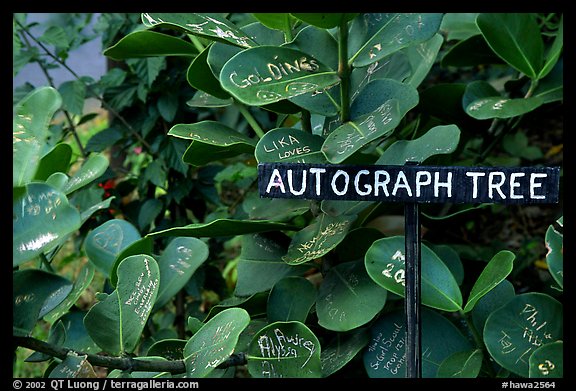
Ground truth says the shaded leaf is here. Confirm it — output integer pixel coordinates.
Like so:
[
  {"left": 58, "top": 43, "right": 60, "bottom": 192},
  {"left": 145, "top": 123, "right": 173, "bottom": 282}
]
[
  {"left": 437, "top": 349, "right": 483, "bottom": 378},
  {"left": 267, "top": 276, "right": 316, "bottom": 323},
  {"left": 104, "top": 30, "right": 198, "bottom": 60}
]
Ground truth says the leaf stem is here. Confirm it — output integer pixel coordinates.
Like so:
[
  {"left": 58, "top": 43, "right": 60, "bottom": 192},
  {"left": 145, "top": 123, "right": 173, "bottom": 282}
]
[
  {"left": 236, "top": 101, "right": 265, "bottom": 139},
  {"left": 459, "top": 310, "right": 497, "bottom": 377},
  {"left": 338, "top": 18, "right": 351, "bottom": 123}
]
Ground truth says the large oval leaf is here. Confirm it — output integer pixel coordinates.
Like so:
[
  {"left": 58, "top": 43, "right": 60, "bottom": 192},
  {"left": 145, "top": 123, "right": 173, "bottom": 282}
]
[
  {"left": 351, "top": 13, "right": 444, "bottom": 68},
  {"left": 267, "top": 276, "right": 316, "bottom": 323},
  {"left": 363, "top": 308, "right": 471, "bottom": 377},
  {"left": 153, "top": 237, "right": 209, "bottom": 310},
  {"left": 13, "top": 86, "right": 62, "bottom": 187},
  {"left": 183, "top": 307, "right": 250, "bottom": 377},
  {"left": 321, "top": 328, "right": 370, "bottom": 377},
  {"left": 255, "top": 127, "right": 326, "bottom": 163},
  {"left": 476, "top": 13, "right": 543, "bottom": 79},
  {"left": 13, "top": 183, "right": 81, "bottom": 267},
  {"left": 186, "top": 45, "right": 230, "bottom": 99},
  {"left": 34, "top": 143, "right": 72, "bottom": 181},
  {"left": 103, "top": 30, "right": 198, "bottom": 60},
  {"left": 168, "top": 121, "right": 256, "bottom": 166},
  {"left": 436, "top": 349, "right": 483, "bottom": 378},
  {"left": 317, "top": 260, "right": 387, "bottom": 331},
  {"left": 84, "top": 255, "right": 160, "bottom": 355},
  {"left": 484, "top": 293, "right": 563, "bottom": 377},
  {"left": 365, "top": 236, "right": 463, "bottom": 311},
  {"left": 470, "top": 279, "right": 516, "bottom": 333},
  {"left": 62, "top": 153, "right": 109, "bottom": 195},
  {"left": 84, "top": 219, "right": 142, "bottom": 278},
  {"left": 247, "top": 321, "right": 322, "bottom": 378},
  {"left": 220, "top": 46, "right": 339, "bottom": 106},
  {"left": 529, "top": 341, "right": 563, "bottom": 378},
  {"left": 463, "top": 250, "right": 515, "bottom": 312}
]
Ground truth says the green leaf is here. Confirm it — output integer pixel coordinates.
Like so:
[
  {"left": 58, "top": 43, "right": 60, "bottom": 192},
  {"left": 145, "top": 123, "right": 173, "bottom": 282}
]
[
  {"left": 463, "top": 250, "right": 515, "bottom": 312},
  {"left": 234, "top": 233, "right": 309, "bottom": 297},
  {"left": 13, "top": 269, "right": 73, "bottom": 336},
  {"left": 187, "top": 45, "right": 230, "bottom": 100},
  {"left": 351, "top": 13, "right": 444, "bottom": 67},
  {"left": 284, "top": 25, "right": 338, "bottom": 70},
  {"left": 253, "top": 13, "right": 293, "bottom": 35},
  {"left": 291, "top": 13, "right": 358, "bottom": 29},
  {"left": 84, "top": 255, "right": 160, "bottom": 355},
  {"left": 375, "top": 124, "right": 461, "bottom": 165},
  {"left": 204, "top": 292, "right": 267, "bottom": 322},
  {"left": 58, "top": 311, "right": 100, "bottom": 354},
  {"left": 103, "top": 30, "right": 198, "bottom": 60},
  {"left": 248, "top": 198, "right": 310, "bottom": 222},
  {"left": 34, "top": 143, "right": 72, "bottom": 181},
  {"left": 476, "top": 13, "right": 543, "bottom": 79},
  {"left": 529, "top": 341, "right": 563, "bottom": 378},
  {"left": 147, "top": 339, "right": 186, "bottom": 360},
  {"left": 187, "top": 91, "right": 232, "bottom": 108},
  {"left": 365, "top": 236, "right": 463, "bottom": 312},
  {"left": 184, "top": 308, "right": 250, "bottom": 377},
  {"left": 533, "top": 57, "right": 563, "bottom": 104},
  {"left": 141, "top": 13, "right": 257, "bottom": 48},
  {"left": 169, "top": 121, "right": 256, "bottom": 167},
  {"left": 84, "top": 219, "right": 142, "bottom": 278},
  {"left": 13, "top": 86, "right": 62, "bottom": 187},
  {"left": 220, "top": 46, "right": 339, "bottom": 106},
  {"left": 363, "top": 308, "right": 471, "bottom": 377},
  {"left": 350, "top": 78, "right": 419, "bottom": 119},
  {"left": 441, "top": 34, "right": 503, "bottom": 68},
  {"left": 147, "top": 218, "right": 297, "bottom": 239},
  {"left": 404, "top": 33, "right": 444, "bottom": 88},
  {"left": 48, "top": 353, "right": 96, "bottom": 378},
  {"left": 484, "top": 293, "right": 563, "bottom": 377},
  {"left": 255, "top": 127, "right": 326, "bottom": 163},
  {"left": 321, "top": 328, "right": 370, "bottom": 377},
  {"left": 317, "top": 260, "right": 387, "bottom": 332},
  {"left": 545, "top": 221, "right": 563, "bottom": 290},
  {"left": 58, "top": 80, "right": 86, "bottom": 116},
  {"left": 137, "top": 198, "right": 163, "bottom": 231},
  {"left": 440, "top": 13, "right": 480, "bottom": 41},
  {"left": 350, "top": 52, "right": 412, "bottom": 99},
  {"left": 153, "top": 237, "right": 209, "bottom": 310},
  {"left": 283, "top": 213, "right": 354, "bottom": 265},
  {"left": 247, "top": 321, "right": 322, "bottom": 377},
  {"left": 437, "top": 349, "right": 483, "bottom": 378},
  {"left": 267, "top": 276, "right": 316, "bottom": 323},
  {"left": 62, "top": 153, "right": 109, "bottom": 195},
  {"left": 470, "top": 279, "right": 516, "bottom": 334},
  {"left": 110, "top": 237, "right": 154, "bottom": 287},
  {"left": 538, "top": 15, "right": 563, "bottom": 80},
  {"left": 13, "top": 183, "right": 81, "bottom": 267}
]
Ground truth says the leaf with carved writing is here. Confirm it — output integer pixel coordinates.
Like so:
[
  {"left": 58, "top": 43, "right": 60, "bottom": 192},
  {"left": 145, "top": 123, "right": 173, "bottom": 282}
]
[
  {"left": 247, "top": 321, "right": 322, "bottom": 377},
  {"left": 351, "top": 13, "right": 444, "bottom": 68},
  {"left": 62, "top": 153, "right": 109, "bottom": 195},
  {"left": 13, "top": 269, "right": 73, "bottom": 336},
  {"left": 153, "top": 237, "right": 209, "bottom": 311},
  {"left": 363, "top": 308, "right": 471, "bottom": 378},
  {"left": 545, "top": 218, "right": 563, "bottom": 290},
  {"left": 317, "top": 260, "right": 387, "bottom": 332},
  {"left": 255, "top": 128, "right": 326, "bottom": 164},
  {"left": 267, "top": 276, "right": 316, "bottom": 323},
  {"left": 463, "top": 250, "right": 515, "bottom": 313},
  {"left": 484, "top": 293, "right": 563, "bottom": 377},
  {"left": 13, "top": 86, "right": 62, "bottom": 187},
  {"left": 84, "top": 219, "right": 142, "bottom": 278},
  {"left": 283, "top": 213, "right": 354, "bottom": 265},
  {"left": 103, "top": 30, "right": 198, "bottom": 60},
  {"left": 48, "top": 352, "right": 97, "bottom": 378},
  {"left": 321, "top": 328, "right": 370, "bottom": 377},
  {"left": 84, "top": 255, "right": 160, "bottom": 356},
  {"left": 168, "top": 121, "right": 256, "bottom": 166},
  {"left": 404, "top": 33, "right": 444, "bottom": 87},
  {"left": 183, "top": 307, "right": 250, "bottom": 377},
  {"left": 141, "top": 13, "right": 257, "bottom": 48},
  {"left": 436, "top": 349, "right": 483, "bottom": 378},
  {"left": 529, "top": 341, "right": 563, "bottom": 378},
  {"left": 110, "top": 237, "right": 154, "bottom": 287},
  {"left": 13, "top": 183, "right": 82, "bottom": 267},
  {"left": 220, "top": 46, "right": 339, "bottom": 106},
  {"left": 365, "top": 236, "right": 463, "bottom": 312}
]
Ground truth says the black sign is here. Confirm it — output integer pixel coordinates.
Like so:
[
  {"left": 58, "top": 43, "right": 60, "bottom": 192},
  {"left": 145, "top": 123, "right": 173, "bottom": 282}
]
[{"left": 258, "top": 163, "right": 560, "bottom": 204}]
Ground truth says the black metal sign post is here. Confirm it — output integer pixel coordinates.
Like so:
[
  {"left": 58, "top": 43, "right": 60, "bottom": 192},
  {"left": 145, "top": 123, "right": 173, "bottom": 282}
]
[{"left": 257, "top": 162, "right": 560, "bottom": 378}]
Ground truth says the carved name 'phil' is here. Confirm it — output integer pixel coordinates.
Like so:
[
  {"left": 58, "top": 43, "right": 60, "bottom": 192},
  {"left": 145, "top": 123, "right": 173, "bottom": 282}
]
[{"left": 258, "top": 163, "right": 560, "bottom": 204}]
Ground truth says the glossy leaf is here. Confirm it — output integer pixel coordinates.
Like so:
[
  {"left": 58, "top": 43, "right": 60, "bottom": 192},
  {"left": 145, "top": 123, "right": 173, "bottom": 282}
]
[
  {"left": 252, "top": 13, "right": 292, "bottom": 35},
  {"left": 141, "top": 13, "right": 257, "bottom": 48},
  {"left": 183, "top": 308, "right": 250, "bottom": 377},
  {"left": 103, "top": 30, "right": 198, "bottom": 60},
  {"left": 439, "top": 13, "right": 480, "bottom": 41},
  {"left": 255, "top": 127, "right": 326, "bottom": 164},
  {"left": 291, "top": 13, "right": 358, "bottom": 29},
  {"left": 58, "top": 311, "right": 100, "bottom": 354},
  {"left": 169, "top": 121, "right": 256, "bottom": 166},
  {"left": 476, "top": 13, "right": 543, "bottom": 79},
  {"left": 13, "top": 269, "right": 73, "bottom": 336},
  {"left": 220, "top": 46, "right": 339, "bottom": 106},
  {"left": 321, "top": 328, "right": 370, "bottom": 377},
  {"left": 153, "top": 237, "right": 209, "bottom": 310},
  {"left": 187, "top": 91, "right": 232, "bottom": 108},
  {"left": 283, "top": 213, "right": 354, "bottom": 265},
  {"left": 62, "top": 153, "right": 109, "bottom": 195},
  {"left": 267, "top": 276, "right": 316, "bottom": 323},
  {"left": 84, "top": 255, "right": 160, "bottom": 355},
  {"left": 470, "top": 279, "right": 516, "bottom": 334},
  {"left": 529, "top": 341, "right": 563, "bottom": 378},
  {"left": 204, "top": 292, "right": 268, "bottom": 322},
  {"left": 13, "top": 86, "right": 62, "bottom": 187},
  {"left": 545, "top": 220, "right": 563, "bottom": 290},
  {"left": 538, "top": 15, "right": 563, "bottom": 80},
  {"left": 365, "top": 236, "right": 463, "bottom": 312},
  {"left": 147, "top": 339, "right": 186, "bottom": 360},
  {"left": 48, "top": 353, "right": 96, "bottom": 378},
  {"left": 147, "top": 218, "right": 297, "bottom": 238},
  {"left": 317, "top": 260, "right": 387, "bottom": 331},
  {"left": 110, "top": 237, "right": 154, "bottom": 287},
  {"left": 484, "top": 293, "right": 563, "bottom": 377},
  {"left": 440, "top": 34, "right": 503, "bottom": 68},
  {"left": 349, "top": 52, "right": 412, "bottom": 100},
  {"left": 350, "top": 78, "right": 419, "bottom": 119},
  {"left": 234, "top": 233, "right": 310, "bottom": 297},
  {"left": 404, "top": 33, "right": 444, "bottom": 87},
  {"left": 284, "top": 25, "right": 338, "bottom": 70},
  {"left": 13, "top": 183, "right": 81, "bottom": 267},
  {"left": 465, "top": 95, "right": 544, "bottom": 120},
  {"left": 248, "top": 198, "right": 310, "bottom": 222},
  {"left": 364, "top": 308, "right": 471, "bottom": 378},
  {"left": 34, "top": 143, "right": 72, "bottom": 181},
  {"left": 84, "top": 219, "right": 142, "bottom": 278},
  {"left": 186, "top": 45, "right": 230, "bottom": 99},
  {"left": 351, "top": 13, "right": 444, "bottom": 67},
  {"left": 534, "top": 57, "right": 563, "bottom": 104},
  {"left": 463, "top": 250, "right": 515, "bottom": 312},
  {"left": 436, "top": 349, "right": 483, "bottom": 378},
  {"left": 247, "top": 321, "right": 322, "bottom": 378}
]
